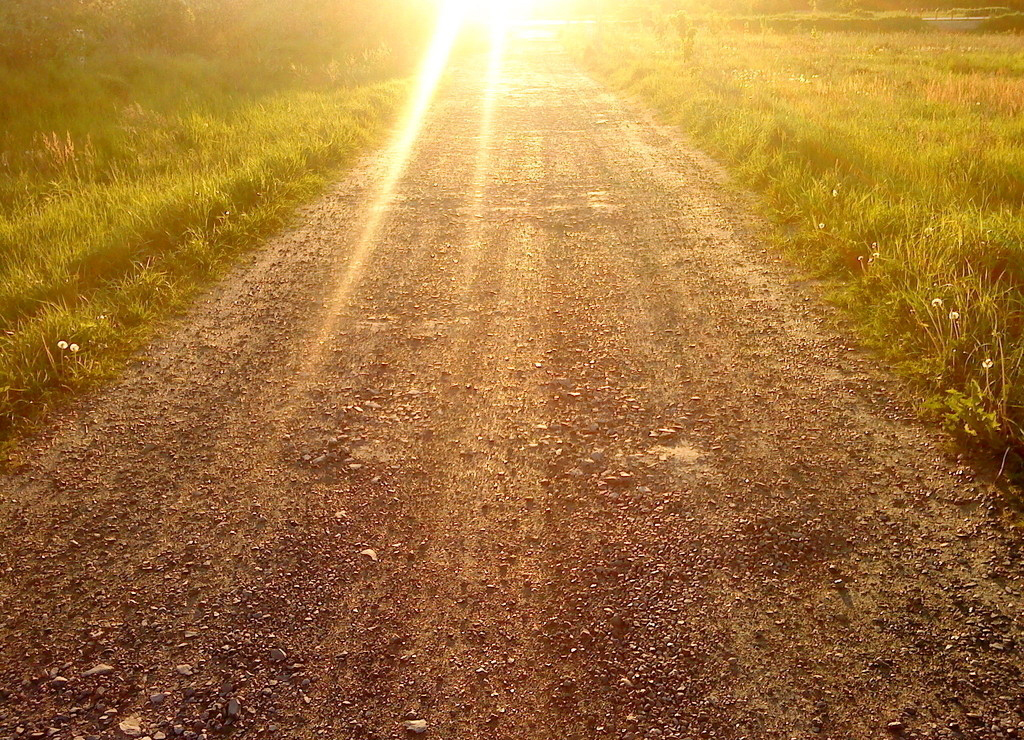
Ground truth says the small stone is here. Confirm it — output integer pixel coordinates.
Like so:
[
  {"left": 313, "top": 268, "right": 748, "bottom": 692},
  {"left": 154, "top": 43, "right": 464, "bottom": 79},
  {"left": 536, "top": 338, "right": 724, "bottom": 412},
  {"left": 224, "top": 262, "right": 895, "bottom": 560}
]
[
  {"left": 153, "top": 733, "right": 167, "bottom": 740},
  {"left": 360, "top": 548, "right": 379, "bottom": 562},
  {"left": 609, "top": 614, "right": 629, "bottom": 633},
  {"left": 226, "top": 698, "right": 241, "bottom": 718},
  {"left": 118, "top": 717, "right": 143, "bottom": 738},
  {"left": 404, "top": 719, "right": 428, "bottom": 734},
  {"left": 175, "top": 665, "right": 193, "bottom": 676},
  {"left": 886, "top": 722, "right": 905, "bottom": 735},
  {"left": 270, "top": 648, "right": 288, "bottom": 662},
  {"left": 82, "top": 664, "right": 114, "bottom": 678},
  {"left": 50, "top": 676, "right": 70, "bottom": 688},
  {"left": 150, "top": 693, "right": 168, "bottom": 705}
]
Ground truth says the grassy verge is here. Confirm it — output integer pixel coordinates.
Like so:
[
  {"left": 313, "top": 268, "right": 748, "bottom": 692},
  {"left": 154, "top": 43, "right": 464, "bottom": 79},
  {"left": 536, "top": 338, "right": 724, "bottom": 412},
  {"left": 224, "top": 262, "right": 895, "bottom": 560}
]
[
  {"left": 0, "top": 49, "right": 408, "bottom": 451},
  {"left": 573, "top": 26, "right": 1024, "bottom": 459}
]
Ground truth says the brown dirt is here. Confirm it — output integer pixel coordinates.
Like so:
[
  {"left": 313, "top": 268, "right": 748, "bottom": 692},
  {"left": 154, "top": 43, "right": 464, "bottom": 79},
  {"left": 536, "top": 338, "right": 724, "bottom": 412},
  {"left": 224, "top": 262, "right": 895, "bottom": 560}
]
[{"left": 1, "top": 32, "right": 1023, "bottom": 740}]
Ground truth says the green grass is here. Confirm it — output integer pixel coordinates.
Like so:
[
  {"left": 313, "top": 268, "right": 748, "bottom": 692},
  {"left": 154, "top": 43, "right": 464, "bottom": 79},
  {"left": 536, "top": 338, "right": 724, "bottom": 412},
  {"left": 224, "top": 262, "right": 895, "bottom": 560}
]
[
  {"left": 0, "top": 50, "right": 407, "bottom": 450},
  {"left": 574, "top": 26, "right": 1024, "bottom": 457}
]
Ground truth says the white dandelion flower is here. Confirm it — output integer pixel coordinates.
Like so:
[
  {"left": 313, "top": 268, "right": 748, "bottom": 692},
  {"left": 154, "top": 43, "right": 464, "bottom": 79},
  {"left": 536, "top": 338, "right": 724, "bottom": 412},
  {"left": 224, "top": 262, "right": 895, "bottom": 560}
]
[
  {"left": 57, "top": 340, "right": 68, "bottom": 350},
  {"left": 948, "top": 311, "right": 960, "bottom": 321},
  {"left": 982, "top": 358, "right": 994, "bottom": 369},
  {"left": 69, "top": 343, "right": 80, "bottom": 353}
]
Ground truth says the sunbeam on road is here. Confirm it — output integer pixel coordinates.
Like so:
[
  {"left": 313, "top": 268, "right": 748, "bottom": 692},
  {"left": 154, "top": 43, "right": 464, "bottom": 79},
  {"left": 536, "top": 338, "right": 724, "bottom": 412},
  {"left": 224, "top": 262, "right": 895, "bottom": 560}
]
[{"left": 307, "top": 0, "right": 524, "bottom": 364}]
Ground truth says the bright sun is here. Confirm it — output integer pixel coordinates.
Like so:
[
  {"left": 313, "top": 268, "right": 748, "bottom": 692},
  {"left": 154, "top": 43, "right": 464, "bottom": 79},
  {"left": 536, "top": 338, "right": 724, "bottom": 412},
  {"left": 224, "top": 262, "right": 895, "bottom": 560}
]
[{"left": 440, "top": 0, "right": 538, "bottom": 29}]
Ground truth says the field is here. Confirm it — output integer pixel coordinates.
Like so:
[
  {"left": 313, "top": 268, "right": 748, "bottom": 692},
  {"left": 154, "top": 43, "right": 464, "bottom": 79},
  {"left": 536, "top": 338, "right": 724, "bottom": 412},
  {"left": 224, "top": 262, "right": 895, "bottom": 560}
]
[
  {"left": 0, "top": 0, "right": 425, "bottom": 449},
  {"left": 577, "top": 25, "right": 1024, "bottom": 458}
]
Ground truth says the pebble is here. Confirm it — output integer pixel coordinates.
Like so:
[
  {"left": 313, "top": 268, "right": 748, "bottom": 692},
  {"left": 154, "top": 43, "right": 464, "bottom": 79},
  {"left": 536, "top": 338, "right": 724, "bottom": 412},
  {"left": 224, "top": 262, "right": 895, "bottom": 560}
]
[
  {"left": 82, "top": 664, "right": 114, "bottom": 678},
  {"left": 270, "top": 648, "right": 288, "bottom": 662},
  {"left": 360, "top": 548, "right": 379, "bottom": 562},
  {"left": 118, "top": 717, "right": 143, "bottom": 738},
  {"left": 404, "top": 719, "right": 428, "bottom": 734},
  {"left": 175, "top": 665, "right": 194, "bottom": 676}
]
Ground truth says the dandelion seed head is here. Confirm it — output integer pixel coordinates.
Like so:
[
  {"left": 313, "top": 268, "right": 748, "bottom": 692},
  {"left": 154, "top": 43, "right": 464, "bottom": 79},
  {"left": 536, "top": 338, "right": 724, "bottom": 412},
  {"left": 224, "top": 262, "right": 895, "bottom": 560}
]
[
  {"left": 949, "top": 311, "right": 960, "bottom": 321},
  {"left": 57, "top": 340, "right": 68, "bottom": 350},
  {"left": 982, "top": 358, "right": 994, "bottom": 369},
  {"left": 818, "top": 223, "right": 825, "bottom": 229},
  {"left": 931, "top": 298, "right": 943, "bottom": 308},
  {"left": 70, "top": 343, "right": 80, "bottom": 353}
]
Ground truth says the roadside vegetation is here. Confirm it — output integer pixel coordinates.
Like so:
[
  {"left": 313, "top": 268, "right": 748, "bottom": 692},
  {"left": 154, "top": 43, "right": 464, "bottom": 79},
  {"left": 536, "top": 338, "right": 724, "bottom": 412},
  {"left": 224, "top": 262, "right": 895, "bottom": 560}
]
[
  {"left": 0, "top": 0, "right": 430, "bottom": 451},
  {"left": 575, "top": 23, "right": 1024, "bottom": 459}
]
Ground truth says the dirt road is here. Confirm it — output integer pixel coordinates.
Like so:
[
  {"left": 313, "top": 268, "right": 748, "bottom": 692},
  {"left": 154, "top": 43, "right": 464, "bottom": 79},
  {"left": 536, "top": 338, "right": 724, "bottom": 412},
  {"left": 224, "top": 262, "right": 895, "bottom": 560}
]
[{"left": 2, "top": 32, "right": 1023, "bottom": 740}]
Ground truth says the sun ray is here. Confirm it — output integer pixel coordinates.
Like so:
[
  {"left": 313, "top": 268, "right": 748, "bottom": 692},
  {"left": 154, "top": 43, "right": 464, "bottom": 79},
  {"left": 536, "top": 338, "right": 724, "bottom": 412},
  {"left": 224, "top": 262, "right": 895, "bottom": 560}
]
[
  {"left": 458, "top": 13, "right": 508, "bottom": 292},
  {"left": 302, "top": 1, "right": 468, "bottom": 361}
]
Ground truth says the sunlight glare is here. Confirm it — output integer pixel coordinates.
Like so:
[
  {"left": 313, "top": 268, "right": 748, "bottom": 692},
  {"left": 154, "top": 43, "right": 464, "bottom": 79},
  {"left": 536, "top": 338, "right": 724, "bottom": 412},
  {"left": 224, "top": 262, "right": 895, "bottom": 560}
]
[
  {"left": 442, "top": 0, "right": 538, "bottom": 31},
  {"left": 303, "top": 0, "right": 467, "bottom": 359}
]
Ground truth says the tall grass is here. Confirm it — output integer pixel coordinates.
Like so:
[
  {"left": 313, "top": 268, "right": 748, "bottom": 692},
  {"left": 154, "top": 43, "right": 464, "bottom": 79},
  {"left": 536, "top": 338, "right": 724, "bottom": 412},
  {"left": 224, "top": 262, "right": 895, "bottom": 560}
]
[
  {"left": 575, "top": 27, "right": 1024, "bottom": 457},
  {"left": 0, "top": 0, "right": 428, "bottom": 451}
]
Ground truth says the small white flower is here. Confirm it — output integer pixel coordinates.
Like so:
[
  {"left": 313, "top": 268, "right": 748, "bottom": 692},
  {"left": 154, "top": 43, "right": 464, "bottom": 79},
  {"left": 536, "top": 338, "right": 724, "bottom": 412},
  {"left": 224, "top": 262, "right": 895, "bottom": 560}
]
[
  {"left": 831, "top": 188, "right": 839, "bottom": 197},
  {"left": 931, "top": 298, "right": 943, "bottom": 308},
  {"left": 69, "top": 343, "right": 80, "bottom": 353},
  {"left": 57, "top": 340, "right": 68, "bottom": 350},
  {"left": 948, "top": 311, "right": 960, "bottom": 321},
  {"left": 818, "top": 223, "right": 825, "bottom": 229},
  {"left": 982, "top": 358, "right": 994, "bottom": 369}
]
